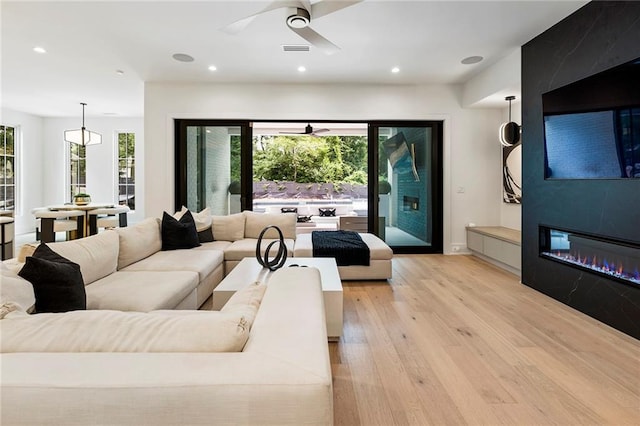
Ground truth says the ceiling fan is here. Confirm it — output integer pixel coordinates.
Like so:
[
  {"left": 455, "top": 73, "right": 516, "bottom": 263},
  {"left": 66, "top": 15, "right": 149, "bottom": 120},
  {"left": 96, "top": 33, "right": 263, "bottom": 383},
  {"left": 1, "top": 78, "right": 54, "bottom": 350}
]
[
  {"left": 221, "top": 0, "right": 363, "bottom": 55},
  {"left": 280, "top": 123, "right": 330, "bottom": 136}
]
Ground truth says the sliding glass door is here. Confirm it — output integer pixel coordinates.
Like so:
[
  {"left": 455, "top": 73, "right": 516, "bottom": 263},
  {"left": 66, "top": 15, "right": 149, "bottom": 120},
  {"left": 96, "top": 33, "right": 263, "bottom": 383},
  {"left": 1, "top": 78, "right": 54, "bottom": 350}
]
[
  {"left": 369, "top": 122, "right": 443, "bottom": 253},
  {"left": 174, "top": 120, "right": 252, "bottom": 214},
  {"left": 174, "top": 119, "right": 442, "bottom": 254}
]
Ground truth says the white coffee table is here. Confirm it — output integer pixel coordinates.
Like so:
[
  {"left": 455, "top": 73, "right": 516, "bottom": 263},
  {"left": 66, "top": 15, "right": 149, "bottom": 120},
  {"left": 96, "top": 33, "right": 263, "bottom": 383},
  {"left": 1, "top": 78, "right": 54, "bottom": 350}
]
[{"left": 212, "top": 257, "right": 343, "bottom": 340}]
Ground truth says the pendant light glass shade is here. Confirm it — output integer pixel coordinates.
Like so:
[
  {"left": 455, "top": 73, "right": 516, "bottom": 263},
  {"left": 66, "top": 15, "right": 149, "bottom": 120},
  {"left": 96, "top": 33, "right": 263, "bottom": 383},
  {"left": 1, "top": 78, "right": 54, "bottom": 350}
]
[
  {"left": 64, "top": 103, "right": 102, "bottom": 146},
  {"left": 499, "top": 96, "right": 520, "bottom": 147}
]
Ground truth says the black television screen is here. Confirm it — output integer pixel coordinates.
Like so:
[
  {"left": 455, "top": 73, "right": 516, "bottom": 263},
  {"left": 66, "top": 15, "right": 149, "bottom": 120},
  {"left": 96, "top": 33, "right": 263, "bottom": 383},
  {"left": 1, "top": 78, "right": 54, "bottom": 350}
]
[{"left": 543, "top": 58, "right": 640, "bottom": 179}]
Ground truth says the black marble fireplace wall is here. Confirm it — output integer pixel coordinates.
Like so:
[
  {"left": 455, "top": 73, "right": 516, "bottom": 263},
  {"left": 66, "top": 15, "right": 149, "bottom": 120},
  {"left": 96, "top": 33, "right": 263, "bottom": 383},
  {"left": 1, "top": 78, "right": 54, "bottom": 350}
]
[{"left": 522, "top": 1, "right": 640, "bottom": 339}]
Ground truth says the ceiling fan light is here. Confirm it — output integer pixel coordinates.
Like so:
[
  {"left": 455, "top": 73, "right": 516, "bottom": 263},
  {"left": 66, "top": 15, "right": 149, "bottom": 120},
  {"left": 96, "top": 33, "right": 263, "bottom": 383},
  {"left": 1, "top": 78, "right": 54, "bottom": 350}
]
[{"left": 287, "top": 8, "right": 310, "bottom": 29}]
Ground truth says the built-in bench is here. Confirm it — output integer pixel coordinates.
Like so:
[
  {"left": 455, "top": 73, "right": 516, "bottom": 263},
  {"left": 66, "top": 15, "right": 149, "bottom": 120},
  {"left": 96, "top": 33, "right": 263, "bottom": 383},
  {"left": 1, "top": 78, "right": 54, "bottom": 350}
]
[{"left": 466, "top": 226, "right": 521, "bottom": 276}]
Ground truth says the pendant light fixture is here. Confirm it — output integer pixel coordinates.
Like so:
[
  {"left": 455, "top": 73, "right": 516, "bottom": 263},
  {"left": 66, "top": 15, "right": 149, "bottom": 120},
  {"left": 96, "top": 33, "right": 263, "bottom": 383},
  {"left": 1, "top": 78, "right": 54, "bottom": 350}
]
[
  {"left": 499, "top": 96, "right": 520, "bottom": 147},
  {"left": 64, "top": 102, "right": 102, "bottom": 146}
]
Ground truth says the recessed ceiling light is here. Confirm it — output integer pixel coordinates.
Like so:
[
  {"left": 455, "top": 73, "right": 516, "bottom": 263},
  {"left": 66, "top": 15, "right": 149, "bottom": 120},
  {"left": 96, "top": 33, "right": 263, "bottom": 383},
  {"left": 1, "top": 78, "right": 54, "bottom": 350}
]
[
  {"left": 115, "top": 70, "right": 124, "bottom": 76},
  {"left": 172, "top": 53, "right": 194, "bottom": 63},
  {"left": 208, "top": 65, "right": 217, "bottom": 71},
  {"left": 391, "top": 67, "right": 400, "bottom": 73},
  {"left": 298, "top": 66, "right": 306, "bottom": 72},
  {"left": 461, "top": 56, "right": 483, "bottom": 65},
  {"left": 33, "top": 46, "right": 46, "bottom": 54}
]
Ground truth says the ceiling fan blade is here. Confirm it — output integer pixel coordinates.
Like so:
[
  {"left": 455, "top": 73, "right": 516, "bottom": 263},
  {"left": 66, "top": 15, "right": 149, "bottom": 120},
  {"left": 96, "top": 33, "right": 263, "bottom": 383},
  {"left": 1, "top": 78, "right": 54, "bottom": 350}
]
[
  {"left": 290, "top": 26, "right": 340, "bottom": 55},
  {"left": 311, "top": 0, "right": 363, "bottom": 19},
  {"left": 221, "top": 16, "right": 258, "bottom": 35},
  {"left": 221, "top": 0, "right": 304, "bottom": 34}
]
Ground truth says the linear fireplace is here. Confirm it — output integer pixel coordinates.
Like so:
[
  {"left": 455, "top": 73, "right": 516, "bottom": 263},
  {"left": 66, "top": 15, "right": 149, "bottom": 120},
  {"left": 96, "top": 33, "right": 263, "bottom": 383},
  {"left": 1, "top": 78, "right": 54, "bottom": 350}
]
[{"left": 539, "top": 226, "right": 640, "bottom": 287}]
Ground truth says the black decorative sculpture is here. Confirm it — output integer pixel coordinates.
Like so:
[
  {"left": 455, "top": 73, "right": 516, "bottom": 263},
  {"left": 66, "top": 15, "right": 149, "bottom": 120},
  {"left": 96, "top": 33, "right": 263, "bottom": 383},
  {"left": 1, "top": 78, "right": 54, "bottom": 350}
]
[{"left": 256, "top": 225, "right": 287, "bottom": 271}]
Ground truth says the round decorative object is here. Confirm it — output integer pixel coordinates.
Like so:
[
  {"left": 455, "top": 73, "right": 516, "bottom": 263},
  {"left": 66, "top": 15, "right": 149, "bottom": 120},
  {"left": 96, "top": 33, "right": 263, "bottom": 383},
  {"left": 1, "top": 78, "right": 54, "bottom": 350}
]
[
  {"left": 256, "top": 225, "right": 287, "bottom": 271},
  {"left": 73, "top": 194, "right": 91, "bottom": 205}
]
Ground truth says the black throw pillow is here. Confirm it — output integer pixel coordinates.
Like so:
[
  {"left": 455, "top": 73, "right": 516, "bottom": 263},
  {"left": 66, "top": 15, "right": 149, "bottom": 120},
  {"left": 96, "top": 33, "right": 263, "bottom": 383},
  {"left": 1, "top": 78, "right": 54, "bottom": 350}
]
[
  {"left": 281, "top": 207, "right": 298, "bottom": 214},
  {"left": 198, "top": 227, "right": 215, "bottom": 243},
  {"left": 161, "top": 210, "right": 201, "bottom": 250},
  {"left": 319, "top": 208, "right": 336, "bottom": 217},
  {"left": 297, "top": 215, "right": 312, "bottom": 223},
  {"left": 18, "top": 243, "right": 86, "bottom": 313}
]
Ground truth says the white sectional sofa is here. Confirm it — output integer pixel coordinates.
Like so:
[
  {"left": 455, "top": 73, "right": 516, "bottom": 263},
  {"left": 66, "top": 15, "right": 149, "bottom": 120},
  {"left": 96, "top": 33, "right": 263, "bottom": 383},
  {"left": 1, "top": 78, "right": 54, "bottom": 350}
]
[
  {"left": 2, "top": 209, "right": 390, "bottom": 316},
  {"left": 0, "top": 208, "right": 393, "bottom": 424},
  {"left": 0, "top": 267, "right": 333, "bottom": 425}
]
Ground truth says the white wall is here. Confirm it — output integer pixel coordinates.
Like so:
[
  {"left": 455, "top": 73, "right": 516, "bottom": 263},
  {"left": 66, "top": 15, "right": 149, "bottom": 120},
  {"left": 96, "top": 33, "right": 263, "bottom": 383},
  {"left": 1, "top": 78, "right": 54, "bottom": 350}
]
[
  {"left": 145, "top": 82, "right": 503, "bottom": 254},
  {"left": 0, "top": 108, "right": 45, "bottom": 234},
  {"left": 462, "top": 48, "right": 522, "bottom": 232},
  {"left": 462, "top": 48, "right": 521, "bottom": 107},
  {"left": 0, "top": 109, "right": 144, "bottom": 234}
]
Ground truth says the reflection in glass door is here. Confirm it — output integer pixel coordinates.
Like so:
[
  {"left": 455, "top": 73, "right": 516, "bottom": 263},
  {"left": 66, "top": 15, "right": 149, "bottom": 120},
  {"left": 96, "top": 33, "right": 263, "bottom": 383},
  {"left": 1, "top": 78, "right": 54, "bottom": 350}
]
[
  {"left": 370, "top": 122, "right": 443, "bottom": 253},
  {"left": 175, "top": 121, "right": 250, "bottom": 215}
]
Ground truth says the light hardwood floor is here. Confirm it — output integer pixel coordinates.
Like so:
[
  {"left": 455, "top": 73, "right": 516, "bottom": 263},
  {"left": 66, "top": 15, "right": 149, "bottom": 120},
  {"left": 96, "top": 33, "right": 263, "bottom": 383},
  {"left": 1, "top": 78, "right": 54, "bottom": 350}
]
[{"left": 331, "top": 254, "right": 640, "bottom": 425}]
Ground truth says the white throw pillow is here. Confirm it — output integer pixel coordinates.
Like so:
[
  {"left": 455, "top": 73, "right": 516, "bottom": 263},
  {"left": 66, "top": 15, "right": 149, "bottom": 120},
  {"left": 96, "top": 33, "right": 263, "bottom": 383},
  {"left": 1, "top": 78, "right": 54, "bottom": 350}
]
[
  {"left": 0, "top": 309, "right": 253, "bottom": 353},
  {"left": 0, "top": 265, "right": 35, "bottom": 312},
  {"left": 174, "top": 206, "right": 212, "bottom": 232},
  {"left": 211, "top": 213, "right": 246, "bottom": 241},
  {"left": 116, "top": 218, "right": 162, "bottom": 269}
]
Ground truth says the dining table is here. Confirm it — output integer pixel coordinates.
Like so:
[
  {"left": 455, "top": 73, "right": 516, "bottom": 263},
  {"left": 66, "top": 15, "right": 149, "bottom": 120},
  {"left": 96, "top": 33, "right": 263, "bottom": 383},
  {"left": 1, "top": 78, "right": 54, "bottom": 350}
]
[{"left": 46, "top": 202, "right": 115, "bottom": 238}]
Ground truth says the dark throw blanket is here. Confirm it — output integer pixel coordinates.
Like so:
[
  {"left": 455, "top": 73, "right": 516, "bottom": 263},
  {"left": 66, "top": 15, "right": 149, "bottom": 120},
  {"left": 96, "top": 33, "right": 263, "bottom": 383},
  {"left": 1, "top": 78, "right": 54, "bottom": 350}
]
[{"left": 312, "top": 230, "right": 370, "bottom": 267}]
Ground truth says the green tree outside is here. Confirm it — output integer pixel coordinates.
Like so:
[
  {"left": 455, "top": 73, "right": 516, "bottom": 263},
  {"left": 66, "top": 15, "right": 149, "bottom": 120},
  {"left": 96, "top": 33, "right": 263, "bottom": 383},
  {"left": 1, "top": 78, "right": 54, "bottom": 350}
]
[{"left": 252, "top": 135, "right": 369, "bottom": 185}]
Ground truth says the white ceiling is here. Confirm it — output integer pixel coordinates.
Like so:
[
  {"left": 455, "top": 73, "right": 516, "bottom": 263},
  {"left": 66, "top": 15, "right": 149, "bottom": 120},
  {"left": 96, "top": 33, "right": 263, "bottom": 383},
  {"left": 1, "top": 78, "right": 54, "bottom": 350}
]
[{"left": 1, "top": 0, "right": 588, "bottom": 118}]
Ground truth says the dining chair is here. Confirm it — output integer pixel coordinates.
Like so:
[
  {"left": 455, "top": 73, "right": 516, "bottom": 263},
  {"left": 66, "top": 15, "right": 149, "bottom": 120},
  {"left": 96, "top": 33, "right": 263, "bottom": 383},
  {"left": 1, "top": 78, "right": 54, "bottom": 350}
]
[
  {"left": 0, "top": 216, "right": 14, "bottom": 260},
  {"left": 32, "top": 208, "right": 85, "bottom": 243},
  {"left": 87, "top": 205, "right": 130, "bottom": 235}
]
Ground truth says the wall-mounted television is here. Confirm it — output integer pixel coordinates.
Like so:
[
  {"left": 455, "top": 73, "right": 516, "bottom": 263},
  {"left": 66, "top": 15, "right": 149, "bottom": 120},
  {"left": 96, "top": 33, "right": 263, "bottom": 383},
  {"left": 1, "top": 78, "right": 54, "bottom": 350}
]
[{"left": 543, "top": 58, "right": 640, "bottom": 179}]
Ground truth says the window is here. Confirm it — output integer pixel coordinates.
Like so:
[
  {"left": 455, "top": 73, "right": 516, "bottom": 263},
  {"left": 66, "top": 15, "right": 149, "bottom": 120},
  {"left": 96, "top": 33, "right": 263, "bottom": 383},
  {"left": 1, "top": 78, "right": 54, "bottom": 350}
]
[
  {"left": 1, "top": 125, "right": 16, "bottom": 211},
  {"left": 69, "top": 143, "right": 86, "bottom": 201},
  {"left": 118, "top": 132, "right": 135, "bottom": 210}
]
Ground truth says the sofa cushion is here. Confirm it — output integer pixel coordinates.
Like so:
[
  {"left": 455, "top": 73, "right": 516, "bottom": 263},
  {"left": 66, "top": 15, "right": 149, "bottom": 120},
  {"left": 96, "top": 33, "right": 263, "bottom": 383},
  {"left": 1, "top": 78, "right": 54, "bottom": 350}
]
[
  {"left": 1, "top": 264, "right": 35, "bottom": 312},
  {"left": 224, "top": 238, "right": 295, "bottom": 262},
  {"left": 116, "top": 218, "right": 162, "bottom": 269},
  {"left": 18, "top": 244, "right": 86, "bottom": 313},
  {"left": 243, "top": 210, "right": 297, "bottom": 240},
  {"left": 197, "top": 227, "right": 214, "bottom": 243},
  {"left": 194, "top": 240, "right": 232, "bottom": 252},
  {"left": 123, "top": 249, "right": 224, "bottom": 282},
  {"left": 211, "top": 213, "right": 245, "bottom": 241},
  {"left": 0, "top": 309, "right": 252, "bottom": 353},
  {"left": 161, "top": 211, "right": 201, "bottom": 251},
  {"left": 47, "top": 230, "right": 119, "bottom": 285},
  {"left": 85, "top": 271, "right": 198, "bottom": 312}
]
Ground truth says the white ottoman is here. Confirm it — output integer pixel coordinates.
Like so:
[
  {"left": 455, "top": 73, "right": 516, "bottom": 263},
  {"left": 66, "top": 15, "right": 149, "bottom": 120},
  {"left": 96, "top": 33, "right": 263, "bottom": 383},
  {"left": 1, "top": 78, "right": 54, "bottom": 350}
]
[{"left": 294, "top": 232, "right": 392, "bottom": 280}]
